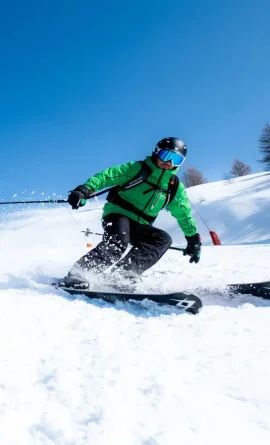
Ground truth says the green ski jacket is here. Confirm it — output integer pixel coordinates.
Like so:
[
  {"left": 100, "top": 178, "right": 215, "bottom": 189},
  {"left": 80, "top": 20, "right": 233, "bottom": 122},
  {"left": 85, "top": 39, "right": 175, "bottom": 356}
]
[{"left": 84, "top": 156, "right": 197, "bottom": 237}]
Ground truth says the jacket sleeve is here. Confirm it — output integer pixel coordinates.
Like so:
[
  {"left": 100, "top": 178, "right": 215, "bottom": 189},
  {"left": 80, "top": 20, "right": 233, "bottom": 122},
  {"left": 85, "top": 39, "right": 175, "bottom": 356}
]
[
  {"left": 83, "top": 161, "right": 142, "bottom": 191},
  {"left": 167, "top": 182, "right": 197, "bottom": 237}
]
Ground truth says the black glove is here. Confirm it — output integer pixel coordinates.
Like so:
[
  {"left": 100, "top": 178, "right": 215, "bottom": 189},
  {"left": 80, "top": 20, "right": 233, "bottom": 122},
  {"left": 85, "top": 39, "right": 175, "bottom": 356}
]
[
  {"left": 67, "top": 185, "right": 91, "bottom": 210},
  {"left": 184, "top": 233, "right": 201, "bottom": 264}
]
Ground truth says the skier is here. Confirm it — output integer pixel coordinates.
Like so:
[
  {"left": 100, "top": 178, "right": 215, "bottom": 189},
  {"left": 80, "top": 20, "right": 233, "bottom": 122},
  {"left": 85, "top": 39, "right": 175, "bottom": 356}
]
[{"left": 59, "top": 137, "right": 201, "bottom": 289}]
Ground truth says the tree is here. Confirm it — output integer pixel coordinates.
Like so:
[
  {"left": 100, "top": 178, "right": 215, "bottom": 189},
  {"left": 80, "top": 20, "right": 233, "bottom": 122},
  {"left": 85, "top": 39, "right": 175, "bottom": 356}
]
[
  {"left": 259, "top": 122, "right": 270, "bottom": 171},
  {"left": 181, "top": 167, "right": 207, "bottom": 188},
  {"left": 230, "top": 159, "right": 252, "bottom": 177}
]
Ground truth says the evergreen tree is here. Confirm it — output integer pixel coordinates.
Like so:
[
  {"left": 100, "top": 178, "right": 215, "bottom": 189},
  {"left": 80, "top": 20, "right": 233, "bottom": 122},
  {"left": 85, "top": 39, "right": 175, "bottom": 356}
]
[{"left": 259, "top": 123, "right": 270, "bottom": 171}]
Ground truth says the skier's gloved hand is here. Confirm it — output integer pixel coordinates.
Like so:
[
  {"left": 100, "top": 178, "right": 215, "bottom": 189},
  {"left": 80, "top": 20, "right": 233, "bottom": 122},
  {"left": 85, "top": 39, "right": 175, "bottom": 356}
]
[
  {"left": 184, "top": 233, "right": 201, "bottom": 264},
  {"left": 67, "top": 185, "right": 92, "bottom": 210}
]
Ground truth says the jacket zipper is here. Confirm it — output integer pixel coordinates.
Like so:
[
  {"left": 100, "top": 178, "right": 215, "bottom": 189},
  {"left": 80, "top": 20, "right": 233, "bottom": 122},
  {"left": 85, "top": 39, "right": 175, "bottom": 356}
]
[{"left": 139, "top": 169, "right": 165, "bottom": 223}]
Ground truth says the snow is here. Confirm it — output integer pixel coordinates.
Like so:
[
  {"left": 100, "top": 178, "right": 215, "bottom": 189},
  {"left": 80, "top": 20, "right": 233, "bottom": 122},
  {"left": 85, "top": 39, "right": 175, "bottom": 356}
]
[
  {"left": 157, "top": 171, "right": 270, "bottom": 246},
  {"left": 0, "top": 172, "right": 270, "bottom": 444}
]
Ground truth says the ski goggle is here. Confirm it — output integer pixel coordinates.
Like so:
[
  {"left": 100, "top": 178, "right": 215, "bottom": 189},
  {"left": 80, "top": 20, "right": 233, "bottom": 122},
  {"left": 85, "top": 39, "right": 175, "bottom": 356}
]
[{"left": 154, "top": 147, "right": 186, "bottom": 167}]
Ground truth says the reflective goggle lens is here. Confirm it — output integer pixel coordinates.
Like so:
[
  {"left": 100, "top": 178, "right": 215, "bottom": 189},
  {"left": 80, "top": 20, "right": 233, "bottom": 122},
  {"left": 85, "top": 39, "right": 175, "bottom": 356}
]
[{"left": 156, "top": 148, "right": 185, "bottom": 166}]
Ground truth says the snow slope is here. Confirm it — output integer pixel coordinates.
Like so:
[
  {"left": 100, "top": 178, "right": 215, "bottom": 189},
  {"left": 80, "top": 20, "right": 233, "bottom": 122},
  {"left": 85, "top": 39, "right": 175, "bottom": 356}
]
[
  {"left": 0, "top": 173, "right": 270, "bottom": 445},
  {"left": 156, "top": 171, "right": 270, "bottom": 246}
]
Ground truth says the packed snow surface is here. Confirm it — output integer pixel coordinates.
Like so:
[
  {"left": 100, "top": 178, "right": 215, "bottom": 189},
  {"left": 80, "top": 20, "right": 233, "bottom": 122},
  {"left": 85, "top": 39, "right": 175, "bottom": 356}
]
[{"left": 0, "top": 172, "right": 269, "bottom": 444}]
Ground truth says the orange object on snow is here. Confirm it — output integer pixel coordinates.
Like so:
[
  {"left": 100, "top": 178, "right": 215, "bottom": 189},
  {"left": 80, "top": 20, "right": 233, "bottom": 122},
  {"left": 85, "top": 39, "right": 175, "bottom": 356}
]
[{"left": 209, "top": 231, "right": 222, "bottom": 245}]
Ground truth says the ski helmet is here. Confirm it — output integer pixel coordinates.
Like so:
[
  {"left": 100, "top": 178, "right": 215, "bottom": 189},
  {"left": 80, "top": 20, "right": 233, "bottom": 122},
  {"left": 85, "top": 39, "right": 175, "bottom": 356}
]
[{"left": 153, "top": 137, "right": 187, "bottom": 167}]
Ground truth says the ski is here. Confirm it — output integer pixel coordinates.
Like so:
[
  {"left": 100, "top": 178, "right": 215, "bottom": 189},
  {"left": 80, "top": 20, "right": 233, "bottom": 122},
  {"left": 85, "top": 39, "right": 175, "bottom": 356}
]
[
  {"left": 52, "top": 284, "right": 203, "bottom": 315},
  {"left": 51, "top": 278, "right": 269, "bottom": 316},
  {"left": 228, "top": 281, "right": 270, "bottom": 299}
]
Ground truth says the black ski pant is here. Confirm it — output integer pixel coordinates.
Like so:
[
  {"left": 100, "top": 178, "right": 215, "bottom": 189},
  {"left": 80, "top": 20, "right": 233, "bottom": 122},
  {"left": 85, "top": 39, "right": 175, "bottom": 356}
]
[{"left": 72, "top": 213, "right": 172, "bottom": 275}]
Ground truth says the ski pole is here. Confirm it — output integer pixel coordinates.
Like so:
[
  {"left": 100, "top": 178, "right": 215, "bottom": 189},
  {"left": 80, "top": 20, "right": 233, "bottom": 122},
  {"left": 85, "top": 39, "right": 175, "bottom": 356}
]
[
  {"left": 169, "top": 246, "right": 185, "bottom": 253},
  {"left": 0, "top": 187, "right": 115, "bottom": 206},
  {"left": 0, "top": 199, "right": 68, "bottom": 205},
  {"left": 82, "top": 229, "right": 185, "bottom": 253}
]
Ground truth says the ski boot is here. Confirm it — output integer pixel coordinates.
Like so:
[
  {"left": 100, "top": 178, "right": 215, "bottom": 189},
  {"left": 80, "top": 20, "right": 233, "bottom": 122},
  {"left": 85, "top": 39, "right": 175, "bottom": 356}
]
[{"left": 54, "top": 272, "right": 90, "bottom": 290}]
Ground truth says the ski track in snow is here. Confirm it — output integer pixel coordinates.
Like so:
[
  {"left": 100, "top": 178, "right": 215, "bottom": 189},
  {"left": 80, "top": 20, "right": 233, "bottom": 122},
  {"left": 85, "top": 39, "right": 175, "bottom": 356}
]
[{"left": 0, "top": 174, "right": 270, "bottom": 445}]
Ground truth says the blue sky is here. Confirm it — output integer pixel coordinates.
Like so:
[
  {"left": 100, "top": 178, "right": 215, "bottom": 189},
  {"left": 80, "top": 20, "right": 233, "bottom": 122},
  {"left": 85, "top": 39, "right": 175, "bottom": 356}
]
[{"left": 1, "top": 0, "right": 270, "bottom": 201}]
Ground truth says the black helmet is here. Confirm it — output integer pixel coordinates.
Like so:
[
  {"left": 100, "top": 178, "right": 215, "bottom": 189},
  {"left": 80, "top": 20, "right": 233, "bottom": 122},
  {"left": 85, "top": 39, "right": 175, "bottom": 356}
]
[
  {"left": 154, "top": 137, "right": 187, "bottom": 157},
  {"left": 152, "top": 137, "right": 187, "bottom": 167}
]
